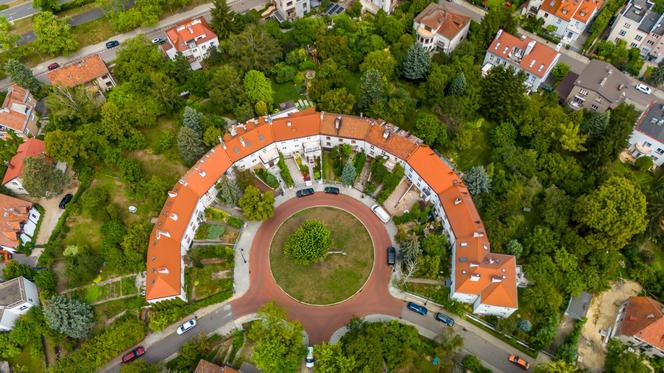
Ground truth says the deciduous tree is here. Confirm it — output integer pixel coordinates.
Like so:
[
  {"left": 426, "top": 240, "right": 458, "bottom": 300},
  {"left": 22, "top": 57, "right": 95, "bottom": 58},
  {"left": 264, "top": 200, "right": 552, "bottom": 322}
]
[
  {"left": 2, "top": 261, "right": 34, "bottom": 280},
  {"left": 360, "top": 50, "right": 396, "bottom": 80},
  {"left": 249, "top": 302, "right": 304, "bottom": 373},
  {"left": 284, "top": 220, "right": 332, "bottom": 264},
  {"left": 224, "top": 25, "right": 282, "bottom": 72},
  {"left": 481, "top": 65, "right": 527, "bottom": 124},
  {"left": 0, "top": 17, "right": 19, "bottom": 51},
  {"left": 4, "top": 59, "right": 43, "bottom": 96},
  {"left": 318, "top": 88, "right": 355, "bottom": 114},
  {"left": 239, "top": 185, "right": 274, "bottom": 220},
  {"left": 243, "top": 70, "right": 273, "bottom": 105},
  {"left": 21, "top": 155, "right": 69, "bottom": 198},
  {"left": 33, "top": 12, "right": 78, "bottom": 56},
  {"left": 414, "top": 112, "right": 447, "bottom": 146},
  {"left": 46, "top": 86, "right": 101, "bottom": 131}
]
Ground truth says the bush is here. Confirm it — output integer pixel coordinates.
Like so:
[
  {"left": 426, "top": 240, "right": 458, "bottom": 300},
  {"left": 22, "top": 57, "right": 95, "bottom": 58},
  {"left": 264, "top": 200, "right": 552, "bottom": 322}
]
[
  {"left": 277, "top": 153, "right": 294, "bottom": 187},
  {"left": 255, "top": 168, "right": 279, "bottom": 188},
  {"left": 635, "top": 156, "right": 653, "bottom": 171},
  {"left": 283, "top": 220, "right": 332, "bottom": 264},
  {"left": 462, "top": 355, "right": 491, "bottom": 373},
  {"left": 227, "top": 216, "right": 244, "bottom": 229},
  {"left": 376, "top": 164, "right": 405, "bottom": 203}
]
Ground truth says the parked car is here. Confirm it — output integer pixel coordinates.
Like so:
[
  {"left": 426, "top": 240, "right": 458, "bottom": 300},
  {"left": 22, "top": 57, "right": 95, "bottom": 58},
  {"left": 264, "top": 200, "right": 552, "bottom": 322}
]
[
  {"left": 151, "top": 37, "right": 166, "bottom": 45},
  {"left": 58, "top": 194, "right": 73, "bottom": 209},
  {"left": 371, "top": 204, "right": 390, "bottom": 223},
  {"left": 387, "top": 246, "right": 396, "bottom": 266},
  {"left": 176, "top": 319, "right": 197, "bottom": 335},
  {"left": 296, "top": 188, "right": 315, "bottom": 197},
  {"left": 47, "top": 62, "right": 60, "bottom": 71},
  {"left": 324, "top": 186, "right": 339, "bottom": 194},
  {"left": 508, "top": 354, "right": 530, "bottom": 370},
  {"left": 305, "top": 346, "right": 315, "bottom": 368},
  {"left": 406, "top": 302, "right": 428, "bottom": 316},
  {"left": 121, "top": 346, "right": 145, "bottom": 363},
  {"left": 636, "top": 83, "right": 652, "bottom": 95},
  {"left": 435, "top": 312, "right": 455, "bottom": 327},
  {"left": 105, "top": 40, "right": 120, "bottom": 49}
]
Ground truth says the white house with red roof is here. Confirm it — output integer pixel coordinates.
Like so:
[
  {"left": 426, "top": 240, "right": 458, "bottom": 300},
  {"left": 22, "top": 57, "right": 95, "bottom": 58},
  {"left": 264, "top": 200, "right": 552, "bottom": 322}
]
[
  {"left": 482, "top": 29, "right": 561, "bottom": 92},
  {"left": 611, "top": 296, "right": 664, "bottom": 358},
  {"left": 413, "top": 3, "right": 471, "bottom": 54},
  {"left": 0, "top": 84, "right": 39, "bottom": 139},
  {"left": 163, "top": 17, "right": 219, "bottom": 70},
  {"left": 525, "top": 0, "right": 604, "bottom": 43},
  {"left": 2, "top": 139, "right": 46, "bottom": 195}
]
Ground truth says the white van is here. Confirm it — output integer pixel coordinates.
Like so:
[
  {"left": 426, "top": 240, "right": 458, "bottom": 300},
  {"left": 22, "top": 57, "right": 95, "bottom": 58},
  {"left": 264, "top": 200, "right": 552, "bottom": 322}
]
[{"left": 371, "top": 204, "right": 391, "bottom": 223}]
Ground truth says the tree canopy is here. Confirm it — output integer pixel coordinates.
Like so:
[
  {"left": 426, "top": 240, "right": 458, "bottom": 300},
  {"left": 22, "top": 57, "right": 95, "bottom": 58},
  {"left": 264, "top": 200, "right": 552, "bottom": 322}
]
[
  {"left": 43, "top": 295, "right": 95, "bottom": 339},
  {"left": 249, "top": 302, "right": 304, "bottom": 373},
  {"left": 283, "top": 220, "right": 332, "bottom": 264}
]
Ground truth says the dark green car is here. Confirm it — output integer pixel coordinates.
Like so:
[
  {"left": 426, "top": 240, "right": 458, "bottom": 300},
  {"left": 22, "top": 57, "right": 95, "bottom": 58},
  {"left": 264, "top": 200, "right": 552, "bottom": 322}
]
[{"left": 324, "top": 186, "right": 340, "bottom": 194}]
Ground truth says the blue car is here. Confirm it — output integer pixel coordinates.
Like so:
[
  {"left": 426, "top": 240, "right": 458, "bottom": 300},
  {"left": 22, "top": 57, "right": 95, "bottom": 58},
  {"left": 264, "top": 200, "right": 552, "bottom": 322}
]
[
  {"left": 406, "top": 302, "right": 428, "bottom": 316},
  {"left": 435, "top": 312, "right": 455, "bottom": 327}
]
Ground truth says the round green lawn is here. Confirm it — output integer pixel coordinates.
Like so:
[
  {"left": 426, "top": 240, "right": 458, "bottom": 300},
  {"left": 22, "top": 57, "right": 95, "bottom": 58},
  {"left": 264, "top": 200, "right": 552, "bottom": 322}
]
[{"left": 269, "top": 207, "right": 374, "bottom": 304}]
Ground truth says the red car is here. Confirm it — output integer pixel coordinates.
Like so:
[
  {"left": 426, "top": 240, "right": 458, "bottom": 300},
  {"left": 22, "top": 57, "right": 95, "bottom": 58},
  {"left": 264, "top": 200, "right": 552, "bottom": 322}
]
[
  {"left": 508, "top": 354, "right": 530, "bottom": 370},
  {"left": 47, "top": 62, "right": 60, "bottom": 71},
  {"left": 122, "top": 346, "right": 145, "bottom": 363}
]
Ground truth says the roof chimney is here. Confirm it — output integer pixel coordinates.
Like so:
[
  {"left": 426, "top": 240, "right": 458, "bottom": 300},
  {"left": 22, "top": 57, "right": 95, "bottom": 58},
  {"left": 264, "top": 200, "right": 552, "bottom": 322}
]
[{"left": 335, "top": 116, "right": 342, "bottom": 130}]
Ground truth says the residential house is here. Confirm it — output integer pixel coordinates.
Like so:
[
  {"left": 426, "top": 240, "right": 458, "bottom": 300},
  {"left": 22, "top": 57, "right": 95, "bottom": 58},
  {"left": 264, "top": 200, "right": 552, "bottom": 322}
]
[
  {"left": 46, "top": 54, "right": 116, "bottom": 96},
  {"left": 628, "top": 100, "right": 664, "bottom": 166},
  {"left": 525, "top": 0, "right": 604, "bottom": 43},
  {"left": 413, "top": 3, "right": 471, "bottom": 54},
  {"left": 275, "top": 0, "right": 311, "bottom": 21},
  {"left": 482, "top": 29, "right": 561, "bottom": 92},
  {"left": 0, "top": 84, "right": 39, "bottom": 139},
  {"left": 163, "top": 17, "right": 219, "bottom": 70},
  {"left": 361, "top": 0, "right": 393, "bottom": 14},
  {"left": 2, "top": 138, "right": 46, "bottom": 195},
  {"left": 0, "top": 276, "right": 39, "bottom": 331},
  {"left": 611, "top": 296, "right": 664, "bottom": 358},
  {"left": 145, "top": 109, "right": 519, "bottom": 318},
  {"left": 565, "top": 59, "right": 630, "bottom": 111},
  {"left": 607, "top": 0, "right": 664, "bottom": 63},
  {"left": 194, "top": 360, "right": 239, "bottom": 373},
  {"left": 0, "top": 194, "right": 39, "bottom": 254}
]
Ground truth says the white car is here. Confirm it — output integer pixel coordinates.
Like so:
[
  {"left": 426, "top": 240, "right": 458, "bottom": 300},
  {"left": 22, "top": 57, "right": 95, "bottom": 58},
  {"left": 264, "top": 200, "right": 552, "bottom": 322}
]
[
  {"left": 636, "top": 83, "right": 652, "bottom": 95},
  {"left": 151, "top": 37, "right": 165, "bottom": 45},
  {"left": 176, "top": 319, "right": 197, "bottom": 335},
  {"left": 305, "top": 346, "right": 314, "bottom": 368}
]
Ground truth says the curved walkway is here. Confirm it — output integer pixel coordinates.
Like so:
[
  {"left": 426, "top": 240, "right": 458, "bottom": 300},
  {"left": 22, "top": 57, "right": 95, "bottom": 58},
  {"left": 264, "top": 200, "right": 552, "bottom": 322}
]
[{"left": 231, "top": 192, "right": 404, "bottom": 343}]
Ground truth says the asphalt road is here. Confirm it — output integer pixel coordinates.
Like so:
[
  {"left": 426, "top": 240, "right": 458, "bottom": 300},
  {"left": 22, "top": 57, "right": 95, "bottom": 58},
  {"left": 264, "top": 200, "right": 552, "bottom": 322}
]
[{"left": 0, "top": 1, "right": 37, "bottom": 21}]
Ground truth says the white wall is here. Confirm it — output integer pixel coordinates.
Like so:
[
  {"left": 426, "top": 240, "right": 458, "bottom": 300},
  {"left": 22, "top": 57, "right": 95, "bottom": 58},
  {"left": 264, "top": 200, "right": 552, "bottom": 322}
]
[{"left": 628, "top": 129, "right": 664, "bottom": 167}]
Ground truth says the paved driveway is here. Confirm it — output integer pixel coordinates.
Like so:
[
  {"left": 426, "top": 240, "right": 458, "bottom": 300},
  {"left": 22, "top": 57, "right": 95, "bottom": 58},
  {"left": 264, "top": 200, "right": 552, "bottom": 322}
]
[{"left": 27, "top": 180, "right": 79, "bottom": 245}]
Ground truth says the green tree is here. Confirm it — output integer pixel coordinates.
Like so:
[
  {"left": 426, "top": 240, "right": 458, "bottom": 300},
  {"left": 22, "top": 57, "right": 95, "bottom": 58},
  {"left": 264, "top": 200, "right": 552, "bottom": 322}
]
[
  {"left": 284, "top": 220, "right": 332, "bottom": 264},
  {"left": 224, "top": 25, "right": 282, "bottom": 72},
  {"left": 361, "top": 50, "right": 397, "bottom": 80},
  {"left": 33, "top": 12, "right": 78, "bottom": 56},
  {"left": 605, "top": 340, "right": 649, "bottom": 373},
  {"left": 551, "top": 63, "right": 570, "bottom": 85},
  {"left": 249, "top": 302, "right": 304, "bottom": 373},
  {"left": 462, "top": 166, "right": 491, "bottom": 195},
  {"left": 585, "top": 103, "right": 637, "bottom": 168},
  {"left": 177, "top": 127, "right": 205, "bottom": 165},
  {"left": 315, "top": 342, "right": 357, "bottom": 373},
  {"left": 33, "top": 270, "right": 57, "bottom": 293},
  {"left": 33, "top": 0, "right": 59, "bottom": 12},
  {"left": 446, "top": 72, "right": 466, "bottom": 96},
  {"left": 21, "top": 155, "right": 69, "bottom": 198},
  {"left": 210, "top": 0, "right": 238, "bottom": 39},
  {"left": 182, "top": 106, "right": 204, "bottom": 134},
  {"left": 648, "top": 59, "right": 664, "bottom": 86},
  {"left": 535, "top": 360, "right": 583, "bottom": 373},
  {"left": 341, "top": 159, "right": 356, "bottom": 186},
  {"left": 4, "top": 59, "right": 43, "bottom": 96},
  {"left": 401, "top": 43, "right": 431, "bottom": 80},
  {"left": 121, "top": 222, "right": 151, "bottom": 268},
  {"left": 414, "top": 112, "right": 447, "bottom": 146},
  {"left": 167, "top": 334, "right": 214, "bottom": 372},
  {"left": 472, "top": 8, "right": 517, "bottom": 52},
  {"left": 358, "top": 69, "right": 385, "bottom": 115},
  {"left": 462, "top": 354, "right": 491, "bottom": 373},
  {"left": 575, "top": 177, "right": 647, "bottom": 250},
  {"left": 239, "top": 185, "right": 275, "bottom": 220},
  {"left": 113, "top": 36, "right": 165, "bottom": 84},
  {"left": 481, "top": 65, "right": 527, "bottom": 124},
  {"left": 635, "top": 156, "right": 654, "bottom": 171},
  {"left": 0, "top": 17, "right": 19, "bottom": 51},
  {"left": 2, "top": 261, "right": 34, "bottom": 280},
  {"left": 243, "top": 70, "right": 273, "bottom": 105},
  {"left": 318, "top": 88, "right": 355, "bottom": 114},
  {"left": 209, "top": 64, "right": 246, "bottom": 114},
  {"left": 43, "top": 295, "right": 95, "bottom": 339},
  {"left": 581, "top": 110, "right": 610, "bottom": 143},
  {"left": 120, "top": 360, "right": 160, "bottom": 373},
  {"left": 217, "top": 176, "right": 242, "bottom": 206},
  {"left": 46, "top": 85, "right": 101, "bottom": 131},
  {"left": 505, "top": 239, "right": 523, "bottom": 258}
]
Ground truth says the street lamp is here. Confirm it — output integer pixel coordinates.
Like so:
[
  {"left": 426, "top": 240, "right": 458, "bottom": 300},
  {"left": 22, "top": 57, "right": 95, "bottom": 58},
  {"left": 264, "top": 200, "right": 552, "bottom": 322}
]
[{"left": 239, "top": 248, "right": 247, "bottom": 264}]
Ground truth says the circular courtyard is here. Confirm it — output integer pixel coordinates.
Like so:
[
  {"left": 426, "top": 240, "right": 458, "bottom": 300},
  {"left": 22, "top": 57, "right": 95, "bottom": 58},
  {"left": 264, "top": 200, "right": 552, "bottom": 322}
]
[{"left": 269, "top": 206, "right": 374, "bottom": 305}]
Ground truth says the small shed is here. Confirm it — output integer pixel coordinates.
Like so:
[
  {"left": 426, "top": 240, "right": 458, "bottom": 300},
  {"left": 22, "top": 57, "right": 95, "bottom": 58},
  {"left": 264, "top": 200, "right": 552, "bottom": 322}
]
[{"left": 564, "top": 291, "right": 592, "bottom": 320}]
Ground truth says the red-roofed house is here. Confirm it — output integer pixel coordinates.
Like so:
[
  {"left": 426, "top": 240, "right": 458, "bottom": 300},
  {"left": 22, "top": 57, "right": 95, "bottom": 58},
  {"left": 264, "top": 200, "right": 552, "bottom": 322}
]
[
  {"left": 482, "top": 29, "right": 561, "bottom": 92},
  {"left": 163, "top": 17, "right": 219, "bottom": 70},
  {"left": 612, "top": 296, "right": 664, "bottom": 358},
  {"left": 0, "top": 84, "right": 39, "bottom": 139},
  {"left": 2, "top": 139, "right": 45, "bottom": 195},
  {"left": 413, "top": 3, "right": 471, "bottom": 54},
  {"left": 525, "top": 0, "right": 603, "bottom": 43},
  {"left": 0, "top": 194, "right": 38, "bottom": 253},
  {"left": 47, "top": 54, "right": 116, "bottom": 96}
]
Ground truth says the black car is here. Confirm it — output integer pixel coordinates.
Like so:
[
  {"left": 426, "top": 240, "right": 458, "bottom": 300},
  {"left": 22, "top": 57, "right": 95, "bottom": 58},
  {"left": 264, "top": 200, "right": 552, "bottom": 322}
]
[
  {"left": 296, "top": 188, "right": 315, "bottom": 197},
  {"left": 324, "top": 186, "right": 339, "bottom": 194},
  {"left": 387, "top": 246, "right": 396, "bottom": 266},
  {"left": 58, "top": 194, "right": 73, "bottom": 209},
  {"left": 105, "top": 40, "right": 120, "bottom": 49},
  {"left": 406, "top": 302, "right": 428, "bottom": 316},
  {"left": 435, "top": 312, "right": 455, "bottom": 327}
]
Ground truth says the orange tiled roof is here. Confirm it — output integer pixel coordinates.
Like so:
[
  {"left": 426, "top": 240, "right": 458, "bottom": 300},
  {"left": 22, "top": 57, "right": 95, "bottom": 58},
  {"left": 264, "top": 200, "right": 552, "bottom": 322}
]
[
  {"left": 270, "top": 111, "right": 321, "bottom": 141},
  {"left": 320, "top": 114, "right": 373, "bottom": 139},
  {"left": 223, "top": 121, "right": 275, "bottom": 162},
  {"left": 415, "top": 3, "right": 471, "bottom": 40},
  {"left": 2, "top": 138, "right": 45, "bottom": 185},
  {"left": 365, "top": 125, "right": 419, "bottom": 160},
  {"left": 406, "top": 146, "right": 460, "bottom": 194},
  {"left": 182, "top": 146, "right": 233, "bottom": 197},
  {"left": 47, "top": 54, "right": 110, "bottom": 88},
  {"left": 165, "top": 17, "right": 218, "bottom": 53},
  {"left": 0, "top": 194, "right": 32, "bottom": 249},
  {"left": 0, "top": 84, "right": 36, "bottom": 133},
  {"left": 618, "top": 296, "right": 664, "bottom": 351},
  {"left": 487, "top": 30, "right": 559, "bottom": 78},
  {"left": 439, "top": 183, "right": 485, "bottom": 239},
  {"left": 194, "top": 360, "right": 238, "bottom": 373},
  {"left": 540, "top": 0, "right": 603, "bottom": 23}
]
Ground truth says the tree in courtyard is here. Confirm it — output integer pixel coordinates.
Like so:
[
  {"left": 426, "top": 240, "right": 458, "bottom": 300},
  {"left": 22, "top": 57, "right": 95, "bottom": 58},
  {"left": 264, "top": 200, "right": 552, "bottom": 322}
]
[
  {"left": 21, "top": 155, "right": 69, "bottom": 198},
  {"left": 414, "top": 112, "right": 447, "bottom": 146},
  {"left": 401, "top": 43, "right": 430, "bottom": 80},
  {"left": 358, "top": 69, "right": 385, "bottom": 115},
  {"left": 210, "top": 0, "right": 239, "bottom": 39},
  {"left": 575, "top": 176, "right": 647, "bottom": 250},
  {"left": 4, "top": 60, "right": 43, "bottom": 96},
  {"left": 33, "top": 12, "right": 78, "bottom": 56},
  {"left": 239, "top": 185, "right": 274, "bottom": 220},
  {"left": 446, "top": 72, "right": 466, "bottom": 96},
  {"left": 0, "top": 17, "right": 19, "bottom": 51},
  {"left": 318, "top": 88, "right": 355, "bottom": 114},
  {"left": 43, "top": 295, "right": 95, "bottom": 339},
  {"left": 249, "top": 302, "right": 304, "bottom": 373},
  {"left": 243, "top": 70, "right": 273, "bottom": 106},
  {"left": 550, "top": 63, "right": 571, "bottom": 85},
  {"left": 481, "top": 65, "right": 527, "bottom": 124},
  {"left": 340, "top": 159, "right": 356, "bottom": 186},
  {"left": 2, "top": 261, "right": 34, "bottom": 280},
  {"left": 217, "top": 176, "right": 242, "bottom": 206},
  {"left": 462, "top": 166, "right": 491, "bottom": 195},
  {"left": 284, "top": 220, "right": 332, "bottom": 264},
  {"left": 177, "top": 127, "right": 205, "bottom": 166}
]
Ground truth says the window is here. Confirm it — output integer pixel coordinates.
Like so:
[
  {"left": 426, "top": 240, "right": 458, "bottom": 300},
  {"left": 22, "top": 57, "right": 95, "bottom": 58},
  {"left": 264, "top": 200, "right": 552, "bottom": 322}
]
[
  {"left": 591, "top": 104, "right": 599, "bottom": 111},
  {"left": 635, "top": 35, "right": 643, "bottom": 41},
  {"left": 19, "top": 305, "right": 28, "bottom": 311},
  {"left": 579, "top": 88, "right": 589, "bottom": 95},
  {"left": 286, "top": 1, "right": 293, "bottom": 5},
  {"left": 631, "top": 42, "right": 638, "bottom": 48},
  {"left": 326, "top": 136, "right": 330, "bottom": 140},
  {"left": 624, "top": 23, "right": 630, "bottom": 29},
  {"left": 644, "top": 141, "right": 653, "bottom": 147},
  {"left": 648, "top": 40, "right": 655, "bottom": 46},
  {"left": 619, "top": 30, "right": 627, "bottom": 36},
  {"left": 656, "top": 148, "right": 664, "bottom": 155}
]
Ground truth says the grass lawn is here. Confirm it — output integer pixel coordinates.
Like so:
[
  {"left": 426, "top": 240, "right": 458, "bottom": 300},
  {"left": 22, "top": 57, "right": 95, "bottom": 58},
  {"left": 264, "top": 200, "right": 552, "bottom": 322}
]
[
  {"left": 190, "top": 265, "right": 233, "bottom": 300},
  {"left": 272, "top": 82, "right": 302, "bottom": 104},
  {"left": 92, "top": 296, "right": 144, "bottom": 332},
  {"left": 62, "top": 214, "right": 103, "bottom": 251},
  {"left": 322, "top": 150, "right": 336, "bottom": 181},
  {"left": 443, "top": 118, "right": 495, "bottom": 171},
  {"left": 270, "top": 207, "right": 374, "bottom": 304},
  {"left": 10, "top": 345, "right": 46, "bottom": 373}
]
